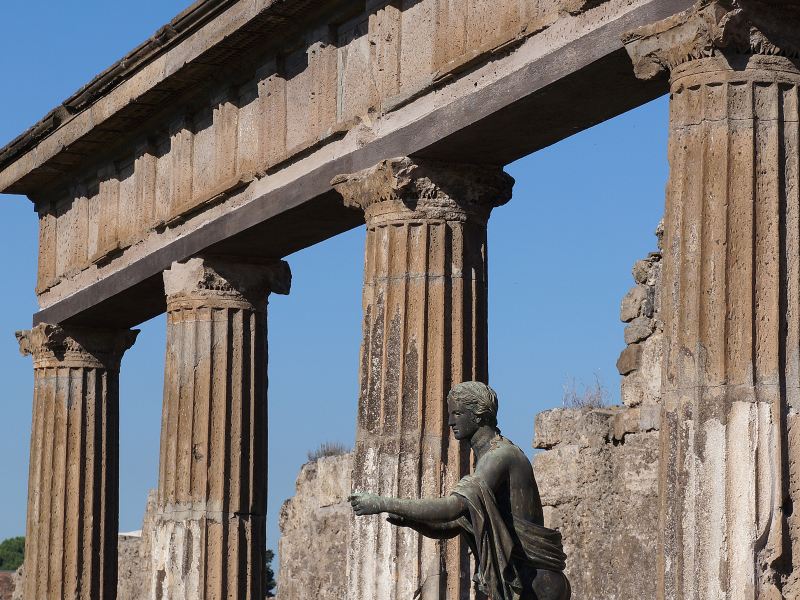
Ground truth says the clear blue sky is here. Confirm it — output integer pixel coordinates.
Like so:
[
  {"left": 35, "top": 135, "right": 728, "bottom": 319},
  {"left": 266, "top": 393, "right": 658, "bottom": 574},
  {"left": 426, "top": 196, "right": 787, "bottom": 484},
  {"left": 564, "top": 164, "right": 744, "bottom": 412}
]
[{"left": 0, "top": 1, "right": 668, "bottom": 553}]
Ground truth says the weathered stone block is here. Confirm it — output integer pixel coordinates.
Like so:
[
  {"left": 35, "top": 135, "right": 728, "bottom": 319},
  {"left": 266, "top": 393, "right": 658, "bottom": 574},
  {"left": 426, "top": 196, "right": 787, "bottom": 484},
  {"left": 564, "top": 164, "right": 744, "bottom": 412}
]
[
  {"left": 535, "top": 408, "right": 617, "bottom": 450},
  {"left": 616, "top": 342, "right": 642, "bottom": 375},
  {"left": 624, "top": 315, "right": 654, "bottom": 345},
  {"left": 0, "top": 571, "right": 14, "bottom": 600},
  {"left": 621, "top": 331, "right": 663, "bottom": 408},
  {"left": 337, "top": 16, "right": 375, "bottom": 124},
  {"left": 631, "top": 258, "right": 652, "bottom": 284},
  {"left": 620, "top": 284, "right": 648, "bottom": 322}
]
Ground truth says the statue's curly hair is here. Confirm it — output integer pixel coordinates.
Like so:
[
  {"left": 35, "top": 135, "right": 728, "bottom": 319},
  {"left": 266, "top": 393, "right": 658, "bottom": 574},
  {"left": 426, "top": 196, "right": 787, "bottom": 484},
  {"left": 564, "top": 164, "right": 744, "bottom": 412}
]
[{"left": 447, "top": 381, "right": 499, "bottom": 429}]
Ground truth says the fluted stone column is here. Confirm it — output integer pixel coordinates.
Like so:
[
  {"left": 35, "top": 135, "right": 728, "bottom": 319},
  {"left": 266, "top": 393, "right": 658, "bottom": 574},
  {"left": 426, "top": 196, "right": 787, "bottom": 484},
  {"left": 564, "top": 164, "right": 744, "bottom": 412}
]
[
  {"left": 151, "top": 257, "right": 290, "bottom": 600},
  {"left": 333, "top": 157, "right": 513, "bottom": 600},
  {"left": 625, "top": 2, "right": 800, "bottom": 598},
  {"left": 16, "top": 323, "right": 138, "bottom": 600}
]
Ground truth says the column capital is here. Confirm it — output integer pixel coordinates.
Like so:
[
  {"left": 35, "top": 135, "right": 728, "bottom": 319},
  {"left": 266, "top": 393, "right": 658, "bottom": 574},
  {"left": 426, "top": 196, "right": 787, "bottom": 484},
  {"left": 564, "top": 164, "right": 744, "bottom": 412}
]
[
  {"left": 623, "top": 0, "right": 800, "bottom": 81},
  {"left": 331, "top": 157, "right": 513, "bottom": 225},
  {"left": 16, "top": 323, "right": 139, "bottom": 370},
  {"left": 163, "top": 256, "right": 291, "bottom": 311}
]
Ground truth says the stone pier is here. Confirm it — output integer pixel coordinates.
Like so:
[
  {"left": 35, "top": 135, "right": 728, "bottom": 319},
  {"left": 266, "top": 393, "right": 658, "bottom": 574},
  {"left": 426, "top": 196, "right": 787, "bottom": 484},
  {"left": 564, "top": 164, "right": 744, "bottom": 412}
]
[
  {"left": 151, "top": 257, "right": 290, "bottom": 600},
  {"left": 625, "top": 2, "right": 800, "bottom": 597},
  {"left": 333, "top": 157, "right": 513, "bottom": 600},
  {"left": 16, "top": 324, "right": 138, "bottom": 600}
]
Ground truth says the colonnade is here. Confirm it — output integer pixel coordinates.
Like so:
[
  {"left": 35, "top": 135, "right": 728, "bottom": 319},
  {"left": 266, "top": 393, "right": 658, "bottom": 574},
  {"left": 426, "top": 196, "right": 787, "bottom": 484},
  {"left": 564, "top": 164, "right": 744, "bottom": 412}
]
[
  {"left": 14, "top": 2, "right": 800, "bottom": 598},
  {"left": 15, "top": 157, "right": 511, "bottom": 600}
]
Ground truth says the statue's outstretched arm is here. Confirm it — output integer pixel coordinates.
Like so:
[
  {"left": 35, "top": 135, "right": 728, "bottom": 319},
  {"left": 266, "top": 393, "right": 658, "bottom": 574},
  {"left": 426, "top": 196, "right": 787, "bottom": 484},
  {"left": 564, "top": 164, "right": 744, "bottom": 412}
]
[
  {"left": 349, "top": 492, "right": 466, "bottom": 523},
  {"left": 386, "top": 513, "right": 461, "bottom": 540}
]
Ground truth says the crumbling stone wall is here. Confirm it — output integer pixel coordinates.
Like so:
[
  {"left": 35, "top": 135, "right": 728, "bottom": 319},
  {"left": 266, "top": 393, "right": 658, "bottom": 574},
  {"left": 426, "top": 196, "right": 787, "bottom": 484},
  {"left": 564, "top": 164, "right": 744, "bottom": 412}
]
[
  {"left": 277, "top": 454, "right": 352, "bottom": 600},
  {"left": 532, "top": 232, "right": 664, "bottom": 599},
  {"left": 616, "top": 220, "right": 663, "bottom": 408},
  {"left": 0, "top": 571, "right": 14, "bottom": 600},
  {"left": 118, "top": 491, "right": 157, "bottom": 600},
  {"left": 9, "top": 568, "right": 21, "bottom": 600},
  {"left": 533, "top": 406, "right": 660, "bottom": 599}
]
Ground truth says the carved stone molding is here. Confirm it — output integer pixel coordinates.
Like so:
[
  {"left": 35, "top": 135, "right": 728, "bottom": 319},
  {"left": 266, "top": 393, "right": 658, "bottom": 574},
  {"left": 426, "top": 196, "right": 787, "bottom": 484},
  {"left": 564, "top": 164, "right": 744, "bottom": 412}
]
[
  {"left": 16, "top": 323, "right": 138, "bottom": 370},
  {"left": 623, "top": 0, "right": 800, "bottom": 80},
  {"left": 163, "top": 256, "right": 291, "bottom": 310},
  {"left": 331, "top": 157, "right": 514, "bottom": 225}
]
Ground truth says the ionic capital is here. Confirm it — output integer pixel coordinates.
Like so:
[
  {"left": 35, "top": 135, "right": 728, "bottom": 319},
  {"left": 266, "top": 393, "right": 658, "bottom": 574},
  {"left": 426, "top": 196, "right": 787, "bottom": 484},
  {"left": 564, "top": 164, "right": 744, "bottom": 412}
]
[
  {"left": 16, "top": 323, "right": 139, "bottom": 370},
  {"left": 331, "top": 157, "right": 513, "bottom": 226},
  {"left": 623, "top": 0, "right": 800, "bottom": 80},
  {"left": 163, "top": 257, "right": 291, "bottom": 311}
]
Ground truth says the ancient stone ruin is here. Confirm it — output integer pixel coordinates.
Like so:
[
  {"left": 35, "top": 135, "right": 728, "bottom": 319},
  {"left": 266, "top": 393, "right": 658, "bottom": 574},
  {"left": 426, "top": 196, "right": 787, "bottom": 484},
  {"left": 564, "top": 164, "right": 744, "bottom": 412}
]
[
  {"left": 278, "top": 454, "right": 352, "bottom": 600},
  {"left": 2, "top": 0, "right": 800, "bottom": 598},
  {"left": 273, "top": 237, "right": 664, "bottom": 600}
]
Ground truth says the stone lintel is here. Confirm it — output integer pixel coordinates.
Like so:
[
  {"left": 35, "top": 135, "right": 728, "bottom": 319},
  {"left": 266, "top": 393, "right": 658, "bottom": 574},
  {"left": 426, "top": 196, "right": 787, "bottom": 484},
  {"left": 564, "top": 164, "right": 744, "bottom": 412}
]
[
  {"left": 623, "top": 0, "right": 800, "bottom": 80},
  {"left": 331, "top": 157, "right": 514, "bottom": 225},
  {"left": 15, "top": 322, "right": 138, "bottom": 370},
  {"left": 163, "top": 256, "right": 291, "bottom": 309}
]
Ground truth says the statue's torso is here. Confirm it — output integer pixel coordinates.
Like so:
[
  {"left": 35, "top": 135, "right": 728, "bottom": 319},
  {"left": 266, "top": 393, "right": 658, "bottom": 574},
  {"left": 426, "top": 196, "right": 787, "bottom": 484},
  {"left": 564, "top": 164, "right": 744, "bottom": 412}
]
[
  {"left": 470, "top": 436, "right": 570, "bottom": 600},
  {"left": 474, "top": 435, "right": 545, "bottom": 526}
]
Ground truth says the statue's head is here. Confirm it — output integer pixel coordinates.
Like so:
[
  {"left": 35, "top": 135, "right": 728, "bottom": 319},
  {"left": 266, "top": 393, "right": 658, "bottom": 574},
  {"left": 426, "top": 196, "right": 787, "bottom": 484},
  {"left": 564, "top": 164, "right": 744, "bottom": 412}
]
[{"left": 447, "top": 381, "right": 499, "bottom": 440}]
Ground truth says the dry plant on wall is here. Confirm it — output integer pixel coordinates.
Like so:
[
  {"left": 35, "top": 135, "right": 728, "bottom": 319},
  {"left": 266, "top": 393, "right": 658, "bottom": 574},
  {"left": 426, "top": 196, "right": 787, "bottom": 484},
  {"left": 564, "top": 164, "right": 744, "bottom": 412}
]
[
  {"left": 307, "top": 441, "right": 351, "bottom": 462},
  {"left": 562, "top": 373, "right": 608, "bottom": 409}
]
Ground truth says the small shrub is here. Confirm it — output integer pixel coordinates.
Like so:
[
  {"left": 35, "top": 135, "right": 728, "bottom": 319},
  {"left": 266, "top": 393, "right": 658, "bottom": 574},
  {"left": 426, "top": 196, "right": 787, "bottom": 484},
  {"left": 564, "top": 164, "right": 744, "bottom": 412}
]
[
  {"left": 562, "top": 373, "right": 607, "bottom": 409},
  {"left": 0, "top": 536, "right": 24, "bottom": 570},
  {"left": 307, "top": 441, "right": 350, "bottom": 462},
  {"left": 264, "top": 548, "right": 276, "bottom": 597}
]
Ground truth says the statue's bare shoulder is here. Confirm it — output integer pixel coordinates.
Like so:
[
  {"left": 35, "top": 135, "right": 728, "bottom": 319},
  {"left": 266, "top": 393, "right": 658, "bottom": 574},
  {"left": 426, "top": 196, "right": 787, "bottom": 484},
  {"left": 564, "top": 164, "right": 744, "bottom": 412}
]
[{"left": 474, "top": 438, "right": 532, "bottom": 487}]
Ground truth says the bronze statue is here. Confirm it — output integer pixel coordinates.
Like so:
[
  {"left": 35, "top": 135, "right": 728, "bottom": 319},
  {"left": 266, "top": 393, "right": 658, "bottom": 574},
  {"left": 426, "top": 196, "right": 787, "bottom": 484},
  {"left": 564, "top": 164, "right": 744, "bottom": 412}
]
[{"left": 349, "top": 381, "right": 570, "bottom": 600}]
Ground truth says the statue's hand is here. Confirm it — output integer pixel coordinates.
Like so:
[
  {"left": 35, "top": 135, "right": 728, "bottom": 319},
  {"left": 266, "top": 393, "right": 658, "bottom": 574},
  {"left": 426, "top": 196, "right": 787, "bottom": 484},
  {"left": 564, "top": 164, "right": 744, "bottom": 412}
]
[
  {"left": 349, "top": 493, "right": 385, "bottom": 516},
  {"left": 386, "top": 513, "right": 408, "bottom": 527}
]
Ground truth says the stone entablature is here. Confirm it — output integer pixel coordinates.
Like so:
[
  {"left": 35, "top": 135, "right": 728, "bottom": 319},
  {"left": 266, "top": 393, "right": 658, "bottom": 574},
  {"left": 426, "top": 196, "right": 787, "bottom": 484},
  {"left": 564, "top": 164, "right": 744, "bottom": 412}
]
[
  {"left": 0, "top": 0, "right": 697, "bottom": 330},
  {"left": 21, "top": 0, "right": 566, "bottom": 298}
]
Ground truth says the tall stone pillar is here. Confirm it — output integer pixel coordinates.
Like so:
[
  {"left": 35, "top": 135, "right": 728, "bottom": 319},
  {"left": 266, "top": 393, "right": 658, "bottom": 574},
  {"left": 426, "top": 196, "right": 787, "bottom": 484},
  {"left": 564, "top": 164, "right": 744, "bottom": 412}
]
[
  {"left": 151, "top": 256, "right": 290, "bottom": 600},
  {"left": 624, "top": 2, "right": 800, "bottom": 598},
  {"left": 333, "top": 157, "right": 513, "bottom": 600},
  {"left": 16, "top": 323, "right": 138, "bottom": 600}
]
